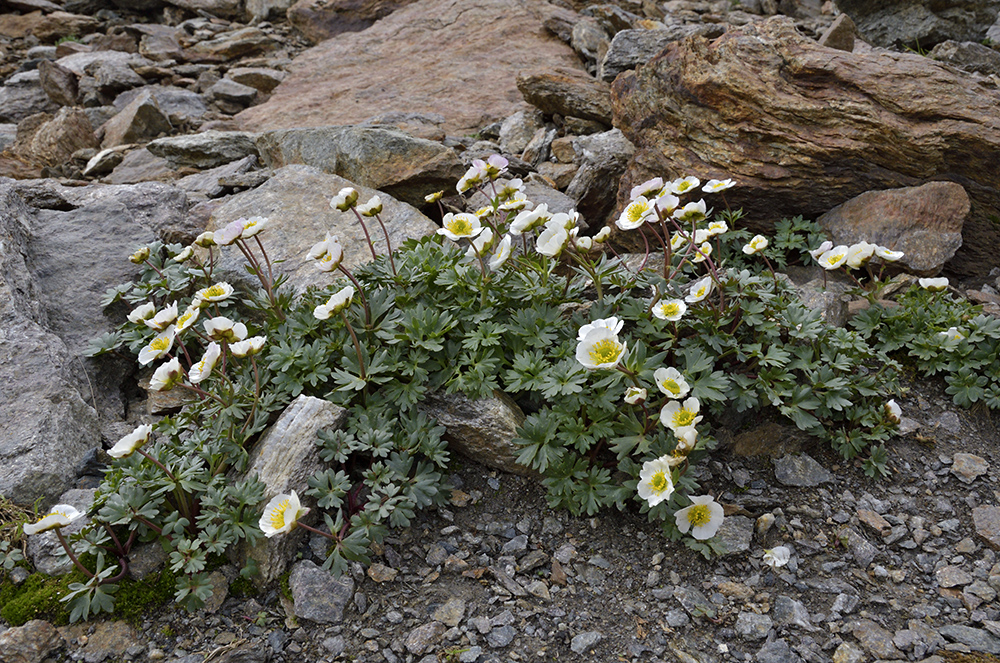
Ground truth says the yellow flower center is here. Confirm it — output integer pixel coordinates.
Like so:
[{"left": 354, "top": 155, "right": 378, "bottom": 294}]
[
  {"left": 663, "top": 303, "right": 679, "bottom": 317},
  {"left": 270, "top": 499, "right": 289, "bottom": 529},
  {"left": 672, "top": 409, "right": 696, "bottom": 427},
  {"left": 686, "top": 504, "right": 711, "bottom": 527},
  {"left": 626, "top": 202, "right": 647, "bottom": 224},
  {"left": 650, "top": 471, "right": 669, "bottom": 494},
  {"left": 204, "top": 284, "right": 226, "bottom": 298},
  {"left": 677, "top": 182, "right": 692, "bottom": 192},
  {"left": 694, "top": 286, "right": 707, "bottom": 299},
  {"left": 662, "top": 379, "right": 680, "bottom": 396},
  {"left": 447, "top": 217, "right": 473, "bottom": 236},
  {"left": 588, "top": 339, "right": 622, "bottom": 365},
  {"left": 245, "top": 219, "right": 259, "bottom": 230},
  {"left": 150, "top": 337, "right": 170, "bottom": 351},
  {"left": 828, "top": 252, "right": 845, "bottom": 263}
]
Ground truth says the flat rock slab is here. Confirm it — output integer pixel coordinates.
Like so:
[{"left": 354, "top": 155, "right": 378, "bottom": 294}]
[
  {"left": 290, "top": 560, "right": 355, "bottom": 624},
  {"left": 773, "top": 453, "right": 832, "bottom": 487},
  {"left": 973, "top": 505, "right": 1000, "bottom": 550},
  {"left": 206, "top": 165, "right": 437, "bottom": 294},
  {"left": 610, "top": 16, "right": 1000, "bottom": 280},
  {"left": 236, "top": 0, "right": 585, "bottom": 136}
]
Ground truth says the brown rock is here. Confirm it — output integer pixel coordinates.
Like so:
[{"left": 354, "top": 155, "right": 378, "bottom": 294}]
[
  {"left": 610, "top": 17, "right": 1000, "bottom": 279},
  {"left": 516, "top": 67, "right": 613, "bottom": 126},
  {"left": 287, "top": 0, "right": 419, "bottom": 44},
  {"left": 100, "top": 90, "right": 173, "bottom": 148},
  {"left": 37, "top": 60, "right": 78, "bottom": 107},
  {"left": 237, "top": 0, "right": 585, "bottom": 136},
  {"left": 33, "top": 11, "right": 102, "bottom": 43},
  {"left": 0, "top": 11, "right": 45, "bottom": 40},
  {"left": 186, "top": 27, "right": 277, "bottom": 62},
  {"left": 15, "top": 108, "right": 97, "bottom": 168},
  {"left": 856, "top": 508, "right": 890, "bottom": 535},
  {"left": 951, "top": 452, "right": 989, "bottom": 483},
  {"left": 818, "top": 13, "right": 858, "bottom": 52},
  {"left": 817, "top": 181, "right": 970, "bottom": 275},
  {"left": 973, "top": 506, "right": 1000, "bottom": 550},
  {"left": 0, "top": 620, "right": 64, "bottom": 663}
]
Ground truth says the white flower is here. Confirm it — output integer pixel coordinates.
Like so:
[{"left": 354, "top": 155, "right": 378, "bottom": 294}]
[
  {"left": 551, "top": 211, "right": 580, "bottom": 230},
  {"left": 129, "top": 247, "right": 150, "bottom": 264},
  {"left": 652, "top": 193, "right": 680, "bottom": 217},
  {"left": 674, "top": 495, "right": 724, "bottom": 540},
  {"left": 624, "top": 387, "right": 647, "bottom": 405},
  {"left": 315, "top": 286, "right": 355, "bottom": 319},
  {"left": 703, "top": 178, "right": 735, "bottom": 193},
  {"left": 616, "top": 196, "right": 656, "bottom": 230},
  {"left": 693, "top": 229, "right": 712, "bottom": 245},
  {"left": 652, "top": 298, "right": 686, "bottom": 321},
  {"left": 593, "top": 227, "right": 612, "bottom": 243},
  {"left": 692, "top": 242, "right": 712, "bottom": 263},
  {"left": 175, "top": 305, "right": 201, "bottom": 333},
  {"left": 108, "top": 424, "right": 153, "bottom": 459},
  {"left": 576, "top": 327, "right": 627, "bottom": 370},
  {"left": 874, "top": 245, "right": 904, "bottom": 262},
  {"left": 574, "top": 233, "right": 593, "bottom": 252},
  {"left": 670, "top": 232, "right": 689, "bottom": 250},
  {"left": 150, "top": 357, "right": 183, "bottom": 391},
  {"left": 204, "top": 317, "right": 247, "bottom": 343},
  {"left": 577, "top": 317, "right": 624, "bottom": 341},
  {"left": 817, "top": 245, "right": 849, "bottom": 270},
  {"left": 308, "top": 233, "right": 339, "bottom": 260},
  {"left": 145, "top": 301, "right": 178, "bottom": 331},
  {"left": 138, "top": 327, "right": 176, "bottom": 366},
  {"left": 630, "top": 177, "right": 664, "bottom": 200},
  {"left": 484, "top": 154, "right": 508, "bottom": 179},
  {"left": 885, "top": 399, "right": 901, "bottom": 424},
  {"left": 743, "top": 235, "right": 768, "bottom": 255},
  {"left": 763, "top": 546, "right": 791, "bottom": 569},
  {"left": 240, "top": 216, "right": 269, "bottom": 238},
  {"left": 466, "top": 227, "right": 495, "bottom": 259},
  {"left": 457, "top": 162, "right": 487, "bottom": 193},
  {"left": 808, "top": 240, "right": 833, "bottom": 262},
  {"left": 230, "top": 335, "right": 267, "bottom": 358},
  {"left": 637, "top": 456, "right": 675, "bottom": 507},
  {"left": 706, "top": 220, "right": 728, "bottom": 237},
  {"left": 497, "top": 178, "right": 525, "bottom": 201},
  {"left": 424, "top": 190, "right": 444, "bottom": 203},
  {"left": 498, "top": 191, "right": 531, "bottom": 212},
  {"left": 259, "top": 490, "right": 310, "bottom": 538},
  {"left": 939, "top": 326, "right": 965, "bottom": 342},
  {"left": 659, "top": 397, "right": 703, "bottom": 434},
  {"left": 188, "top": 342, "right": 221, "bottom": 384},
  {"left": 669, "top": 176, "right": 701, "bottom": 195},
  {"left": 172, "top": 246, "right": 194, "bottom": 263},
  {"left": 919, "top": 277, "right": 949, "bottom": 291},
  {"left": 489, "top": 235, "right": 513, "bottom": 269},
  {"left": 654, "top": 367, "right": 691, "bottom": 399},
  {"left": 358, "top": 195, "right": 383, "bottom": 217},
  {"left": 331, "top": 187, "right": 358, "bottom": 211},
  {"left": 127, "top": 302, "right": 156, "bottom": 324},
  {"left": 23, "top": 505, "right": 83, "bottom": 535},
  {"left": 673, "top": 199, "right": 708, "bottom": 224},
  {"left": 194, "top": 231, "right": 217, "bottom": 248},
  {"left": 214, "top": 219, "right": 245, "bottom": 246},
  {"left": 438, "top": 213, "right": 483, "bottom": 242},
  {"left": 685, "top": 276, "right": 714, "bottom": 303},
  {"left": 474, "top": 207, "right": 492, "bottom": 219},
  {"left": 536, "top": 221, "right": 569, "bottom": 257},
  {"left": 846, "top": 241, "right": 876, "bottom": 269},
  {"left": 196, "top": 282, "right": 234, "bottom": 303},
  {"left": 510, "top": 204, "right": 550, "bottom": 235},
  {"left": 315, "top": 237, "right": 345, "bottom": 272}
]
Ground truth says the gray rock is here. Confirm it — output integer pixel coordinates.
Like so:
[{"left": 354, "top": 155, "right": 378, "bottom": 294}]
[
  {"left": 599, "top": 25, "right": 722, "bottom": 82},
  {"left": 716, "top": 515, "right": 753, "bottom": 555},
  {"left": 0, "top": 70, "right": 60, "bottom": 123},
  {"left": 839, "top": 527, "right": 878, "bottom": 569},
  {"left": 227, "top": 67, "right": 286, "bottom": 95},
  {"left": 936, "top": 564, "right": 973, "bottom": 587},
  {"left": 245, "top": 0, "right": 295, "bottom": 20},
  {"left": 321, "top": 636, "right": 345, "bottom": 656},
  {"left": 289, "top": 560, "right": 355, "bottom": 624},
  {"left": 100, "top": 90, "right": 173, "bottom": 149},
  {"left": 831, "top": 642, "right": 864, "bottom": 663},
  {"left": 521, "top": 127, "right": 557, "bottom": 168},
  {"left": 76, "top": 620, "right": 137, "bottom": 663},
  {"left": 571, "top": 18, "right": 610, "bottom": 71},
  {"left": 755, "top": 639, "right": 803, "bottom": 663},
  {"left": 836, "top": 0, "right": 1000, "bottom": 48},
  {"left": 240, "top": 395, "right": 347, "bottom": 585},
  {"left": 205, "top": 165, "right": 437, "bottom": 294},
  {"left": 187, "top": 27, "right": 277, "bottom": 60},
  {"left": 0, "top": 123, "right": 16, "bottom": 152},
  {"left": 515, "top": 67, "right": 612, "bottom": 126},
  {"left": 830, "top": 593, "right": 860, "bottom": 615},
  {"left": 27, "top": 488, "right": 96, "bottom": 575},
  {"left": 974, "top": 506, "right": 1000, "bottom": 550},
  {"left": 430, "top": 598, "right": 465, "bottom": 627},
  {"left": 734, "top": 612, "right": 773, "bottom": 640},
  {"left": 91, "top": 60, "right": 146, "bottom": 97},
  {"left": 148, "top": 130, "right": 259, "bottom": 169},
  {"left": 55, "top": 51, "right": 146, "bottom": 78},
  {"left": 850, "top": 618, "right": 901, "bottom": 659},
  {"left": 83, "top": 146, "right": 129, "bottom": 178},
  {"left": 486, "top": 625, "right": 516, "bottom": 648},
  {"left": 773, "top": 453, "right": 832, "bottom": 487},
  {"left": 570, "top": 631, "right": 602, "bottom": 654},
  {"left": 175, "top": 154, "right": 257, "bottom": 200},
  {"left": 939, "top": 624, "right": 1000, "bottom": 653},
  {"left": 38, "top": 59, "right": 78, "bottom": 107},
  {"left": 404, "top": 622, "right": 447, "bottom": 655},
  {"left": 0, "top": 182, "right": 101, "bottom": 506},
  {"left": 565, "top": 128, "right": 634, "bottom": 228},
  {"left": 106, "top": 148, "right": 175, "bottom": 185},
  {"left": 254, "top": 125, "right": 465, "bottom": 207},
  {"left": 773, "top": 595, "right": 816, "bottom": 631},
  {"left": 208, "top": 78, "right": 259, "bottom": 112},
  {"left": 0, "top": 620, "right": 65, "bottom": 663},
  {"left": 931, "top": 39, "right": 1000, "bottom": 76},
  {"left": 499, "top": 109, "right": 545, "bottom": 155},
  {"left": 114, "top": 86, "right": 209, "bottom": 125},
  {"left": 674, "top": 585, "right": 715, "bottom": 619}
]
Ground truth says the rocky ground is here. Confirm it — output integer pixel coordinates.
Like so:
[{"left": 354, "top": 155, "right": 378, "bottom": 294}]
[{"left": 0, "top": 374, "right": 997, "bottom": 663}]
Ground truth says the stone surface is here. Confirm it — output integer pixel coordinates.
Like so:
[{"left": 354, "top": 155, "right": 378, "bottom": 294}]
[
  {"left": 26, "top": 488, "right": 96, "bottom": 575},
  {"left": 0, "top": 620, "right": 64, "bottom": 663},
  {"left": 611, "top": 16, "right": 1000, "bottom": 279},
  {"left": 773, "top": 595, "right": 815, "bottom": 631},
  {"left": 188, "top": 28, "right": 276, "bottom": 61},
  {"left": 287, "top": 0, "right": 419, "bottom": 44},
  {"left": 515, "top": 67, "right": 613, "bottom": 126},
  {"left": 818, "top": 13, "right": 859, "bottom": 52},
  {"left": 756, "top": 639, "right": 803, "bottom": 663},
  {"left": 290, "top": 560, "right": 355, "bottom": 624},
  {"left": 716, "top": 515, "right": 753, "bottom": 555},
  {"left": 418, "top": 390, "right": 531, "bottom": 477},
  {"left": 16, "top": 107, "right": 97, "bottom": 169},
  {"left": 851, "top": 619, "right": 901, "bottom": 659},
  {"left": 75, "top": 621, "right": 137, "bottom": 663},
  {"left": 113, "top": 86, "right": 208, "bottom": 125},
  {"left": 773, "top": 453, "right": 832, "bottom": 487},
  {"left": 599, "top": 25, "right": 721, "bottom": 82},
  {"left": 565, "top": 128, "right": 634, "bottom": 228},
  {"left": 0, "top": 182, "right": 101, "bottom": 506},
  {"left": 0, "top": 70, "right": 60, "bottom": 123},
  {"left": 973, "top": 506, "right": 1000, "bottom": 550},
  {"left": 237, "top": 0, "right": 585, "bottom": 136},
  {"left": 227, "top": 67, "right": 286, "bottom": 95},
  {"left": 951, "top": 452, "right": 989, "bottom": 483},
  {"left": 204, "top": 165, "right": 437, "bottom": 293},
  {"left": 817, "top": 181, "right": 969, "bottom": 276},
  {"left": 836, "top": 0, "right": 1000, "bottom": 48},
  {"left": 100, "top": 90, "right": 173, "bottom": 149},
  {"left": 570, "top": 631, "right": 603, "bottom": 654},
  {"left": 735, "top": 612, "right": 773, "bottom": 640},
  {"left": 404, "top": 622, "right": 447, "bottom": 655},
  {"left": 38, "top": 59, "right": 79, "bottom": 107},
  {"left": 147, "top": 130, "right": 258, "bottom": 169},
  {"left": 938, "top": 624, "right": 1000, "bottom": 653},
  {"left": 254, "top": 125, "right": 464, "bottom": 207},
  {"left": 931, "top": 39, "right": 1000, "bottom": 76}
]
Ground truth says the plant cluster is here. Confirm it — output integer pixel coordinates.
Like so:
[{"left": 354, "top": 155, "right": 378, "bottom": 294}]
[{"left": 21, "top": 154, "right": 921, "bottom": 620}]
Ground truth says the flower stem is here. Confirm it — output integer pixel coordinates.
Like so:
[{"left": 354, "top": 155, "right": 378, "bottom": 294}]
[
  {"left": 337, "top": 265, "right": 371, "bottom": 327},
  {"left": 341, "top": 311, "right": 367, "bottom": 384},
  {"left": 350, "top": 208, "right": 379, "bottom": 262},
  {"left": 55, "top": 529, "right": 94, "bottom": 579},
  {"left": 371, "top": 212, "right": 398, "bottom": 277}
]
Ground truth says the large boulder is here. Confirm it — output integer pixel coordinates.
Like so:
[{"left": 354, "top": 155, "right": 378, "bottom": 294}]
[
  {"left": 236, "top": 0, "right": 585, "bottom": 136},
  {"left": 835, "top": 0, "right": 1000, "bottom": 48},
  {"left": 287, "top": 0, "right": 419, "bottom": 44},
  {"left": 610, "top": 17, "right": 1000, "bottom": 280}
]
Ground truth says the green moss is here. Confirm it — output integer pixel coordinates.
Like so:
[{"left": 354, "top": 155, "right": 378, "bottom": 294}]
[
  {"left": 0, "top": 570, "right": 85, "bottom": 626},
  {"left": 278, "top": 569, "right": 293, "bottom": 602},
  {"left": 113, "top": 568, "right": 178, "bottom": 623},
  {"left": 229, "top": 573, "right": 258, "bottom": 598}
]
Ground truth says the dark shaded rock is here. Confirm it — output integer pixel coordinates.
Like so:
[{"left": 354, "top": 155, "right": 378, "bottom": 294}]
[
  {"left": 516, "top": 67, "right": 612, "bottom": 126},
  {"left": 836, "top": 0, "right": 1000, "bottom": 48},
  {"left": 287, "top": 0, "right": 419, "bottom": 44},
  {"left": 100, "top": 90, "right": 173, "bottom": 149},
  {"left": 0, "top": 71, "right": 60, "bottom": 123},
  {"left": 599, "top": 25, "right": 723, "bottom": 82},
  {"left": 38, "top": 59, "right": 78, "bottom": 107},
  {"left": 565, "top": 128, "right": 634, "bottom": 228},
  {"left": 773, "top": 453, "right": 831, "bottom": 486},
  {"left": 931, "top": 39, "right": 1000, "bottom": 75}
]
